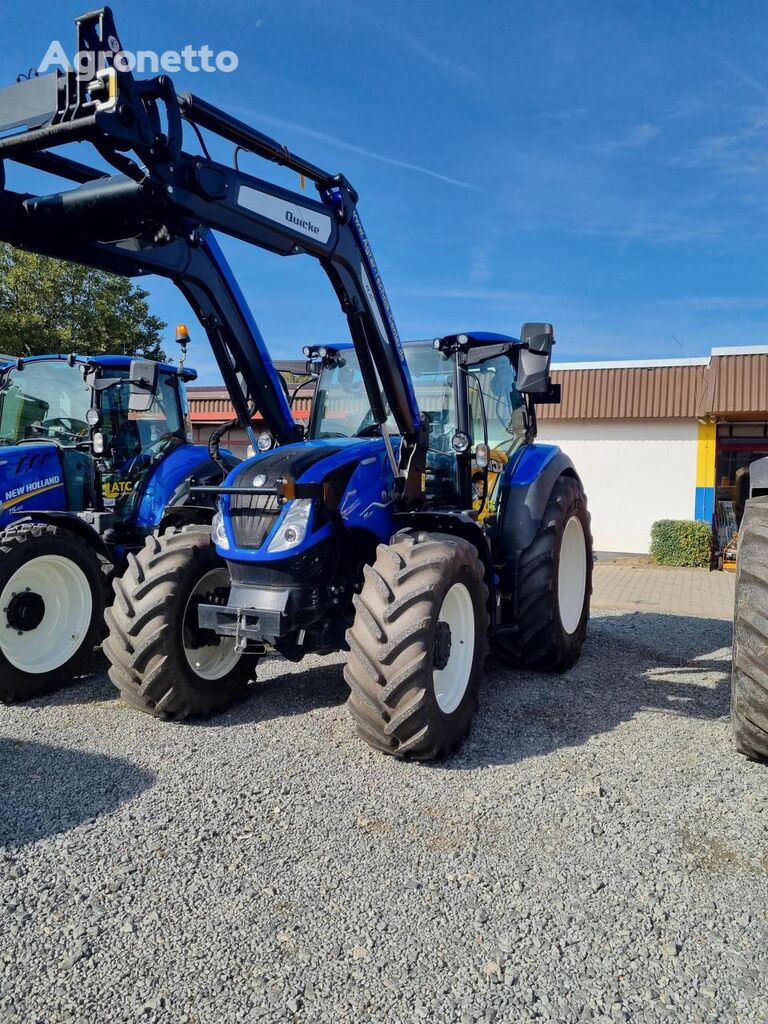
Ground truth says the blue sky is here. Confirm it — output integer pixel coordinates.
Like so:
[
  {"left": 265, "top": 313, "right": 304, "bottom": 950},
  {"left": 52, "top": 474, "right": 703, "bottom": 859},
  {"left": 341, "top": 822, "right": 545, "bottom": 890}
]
[{"left": 3, "top": 1, "right": 768, "bottom": 382}]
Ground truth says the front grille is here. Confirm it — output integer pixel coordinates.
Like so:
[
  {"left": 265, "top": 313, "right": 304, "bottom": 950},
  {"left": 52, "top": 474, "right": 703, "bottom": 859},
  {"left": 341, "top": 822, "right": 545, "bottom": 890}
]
[
  {"left": 230, "top": 490, "right": 280, "bottom": 549},
  {"left": 227, "top": 444, "right": 345, "bottom": 551}
]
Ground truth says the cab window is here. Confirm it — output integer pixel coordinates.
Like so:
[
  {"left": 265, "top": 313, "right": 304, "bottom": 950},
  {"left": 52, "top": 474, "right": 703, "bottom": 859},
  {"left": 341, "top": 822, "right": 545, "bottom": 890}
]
[
  {"left": 0, "top": 360, "right": 90, "bottom": 445},
  {"left": 467, "top": 354, "right": 527, "bottom": 456},
  {"left": 100, "top": 372, "right": 184, "bottom": 463}
]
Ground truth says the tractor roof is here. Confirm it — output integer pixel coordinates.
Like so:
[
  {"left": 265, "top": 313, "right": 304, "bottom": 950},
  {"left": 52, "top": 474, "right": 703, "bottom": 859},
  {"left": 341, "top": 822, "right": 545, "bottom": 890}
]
[
  {"left": 0, "top": 353, "right": 197, "bottom": 381},
  {"left": 326, "top": 332, "right": 520, "bottom": 352}
]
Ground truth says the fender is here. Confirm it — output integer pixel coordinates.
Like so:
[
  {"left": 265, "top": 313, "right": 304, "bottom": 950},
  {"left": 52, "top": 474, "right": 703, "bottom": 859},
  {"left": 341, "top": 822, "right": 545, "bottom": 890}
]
[
  {"left": 159, "top": 450, "right": 240, "bottom": 531},
  {"left": 498, "top": 444, "right": 579, "bottom": 558},
  {"left": 3, "top": 511, "right": 112, "bottom": 562},
  {"left": 134, "top": 444, "right": 237, "bottom": 531}
]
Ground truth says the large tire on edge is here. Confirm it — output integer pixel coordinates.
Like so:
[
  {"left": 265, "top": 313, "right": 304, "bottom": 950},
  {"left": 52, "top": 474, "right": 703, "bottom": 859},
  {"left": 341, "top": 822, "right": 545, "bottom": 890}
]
[
  {"left": 493, "top": 474, "right": 592, "bottom": 672},
  {"left": 731, "top": 496, "right": 768, "bottom": 761},
  {"left": 344, "top": 531, "right": 489, "bottom": 760},
  {"left": 104, "top": 526, "right": 253, "bottom": 719},
  {"left": 0, "top": 523, "right": 107, "bottom": 702}
]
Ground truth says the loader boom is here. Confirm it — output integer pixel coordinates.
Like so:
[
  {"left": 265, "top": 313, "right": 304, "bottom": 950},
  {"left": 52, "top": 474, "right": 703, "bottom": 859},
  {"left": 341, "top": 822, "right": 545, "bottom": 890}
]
[{"left": 0, "top": 7, "right": 426, "bottom": 498}]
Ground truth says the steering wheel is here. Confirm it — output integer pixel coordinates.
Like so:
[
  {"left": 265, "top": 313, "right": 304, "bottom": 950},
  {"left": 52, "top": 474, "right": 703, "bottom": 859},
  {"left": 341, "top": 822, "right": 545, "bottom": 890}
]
[
  {"left": 355, "top": 422, "right": 382, "bottom": 438},
  {"left": 32, "top": 416, "right": 89, "bottom": 442},
  {"left": 116, "top": 433, "right": 177, "bottom": 479}
]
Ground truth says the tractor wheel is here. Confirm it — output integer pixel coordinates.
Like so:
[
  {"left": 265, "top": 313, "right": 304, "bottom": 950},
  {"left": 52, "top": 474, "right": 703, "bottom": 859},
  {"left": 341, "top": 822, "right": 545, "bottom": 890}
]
[
  {"left": 493, "top": 474, "right": 592, "bottom": 672},
  {"left": 344, "top": 531, "right": 489, "bottom": 760},
  {"left": 0, "top": 523, "right": 107, "bottom": 702},
  {"left": 731, "top": 496, "right": 768, "bottom": 761},
  {"left": 104, "top": 526, "right": 253, "bottom": 719}
]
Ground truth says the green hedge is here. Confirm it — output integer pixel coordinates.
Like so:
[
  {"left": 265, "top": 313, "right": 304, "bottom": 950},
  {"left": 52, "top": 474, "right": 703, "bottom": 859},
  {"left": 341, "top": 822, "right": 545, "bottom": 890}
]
[{"left": 650, "top": 520, "right": 712, "bottom": 567}]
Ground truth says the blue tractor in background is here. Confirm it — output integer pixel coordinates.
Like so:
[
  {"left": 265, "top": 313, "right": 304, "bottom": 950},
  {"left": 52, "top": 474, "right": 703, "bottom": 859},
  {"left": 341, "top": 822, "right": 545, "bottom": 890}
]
[
  {"left": 0, "top": 8, "right": 592, "bottom": 759},
  {"left": 0, "top": 349, "right": 239, "bottom": 702}
]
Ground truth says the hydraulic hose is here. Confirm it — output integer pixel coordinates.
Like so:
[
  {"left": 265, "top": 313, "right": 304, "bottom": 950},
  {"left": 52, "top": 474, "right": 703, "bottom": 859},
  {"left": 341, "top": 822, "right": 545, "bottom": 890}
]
[{"left": 208, "top": 417, "right": 239, "bottom": 473}]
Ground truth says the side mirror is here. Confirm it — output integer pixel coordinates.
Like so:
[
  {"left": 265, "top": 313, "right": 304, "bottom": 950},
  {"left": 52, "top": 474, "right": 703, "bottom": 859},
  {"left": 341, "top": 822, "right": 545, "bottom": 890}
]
[
  {"left": 517, "top": 322, "right": 555, "bottom": 394},
  {"left": 128, "top": 359, "right": 159, "bottom": 412}
]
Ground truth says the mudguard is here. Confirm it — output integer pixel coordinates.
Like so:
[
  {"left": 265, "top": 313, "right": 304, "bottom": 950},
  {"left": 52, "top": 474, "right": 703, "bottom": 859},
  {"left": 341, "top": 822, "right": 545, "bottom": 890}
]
[
  {"left": 135, "top": 444, "right": 238, "bottom": 530},
  {"left": 497, "top": 444, "right": 578, "bottom": 558},
  {"left": 0, "top": 444, "right": 67, "bottom": 528}
]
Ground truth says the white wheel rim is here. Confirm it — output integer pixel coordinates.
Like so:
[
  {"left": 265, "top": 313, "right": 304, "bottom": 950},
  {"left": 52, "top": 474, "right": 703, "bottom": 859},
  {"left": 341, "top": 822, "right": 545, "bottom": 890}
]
[
  {"left": 183, "top": 568, "right": 241, "bottom": 681},
  {"left": 558, "top": 515, "right": 587, "bottom": 635},
  {"left": 0, "top": 555, "right": 93, "bottom": 674},
  {"left": 434, "top": 582, "right": 475, "bottom": 714}
]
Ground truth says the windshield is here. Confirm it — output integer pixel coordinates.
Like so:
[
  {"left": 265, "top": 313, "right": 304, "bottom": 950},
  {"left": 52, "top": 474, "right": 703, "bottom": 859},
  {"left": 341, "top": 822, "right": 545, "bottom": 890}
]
[
  {"left": 312, "top": 343, "right": 526, "bottom": 454},
  {"left": 0, "top": 360, "right": 91, "bottom": 446},
  {"left": 311, "top": 343, "right": 456, "bottom": 444}
]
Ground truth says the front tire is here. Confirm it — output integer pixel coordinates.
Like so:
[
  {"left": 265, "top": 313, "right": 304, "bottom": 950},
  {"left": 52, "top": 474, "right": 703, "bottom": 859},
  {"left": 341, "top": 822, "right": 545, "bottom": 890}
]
[
  {"left": 344, "top": 531, "right": 489, "bottom": 760},
  {"left": 493, "top": 474, "right": 592, "bottom": 672},
  {"left": 104, "top": 526, "right": 253, "bottom": 719},
  {"left": 0, "top": 523, "right": 106, "bottom": 702}
]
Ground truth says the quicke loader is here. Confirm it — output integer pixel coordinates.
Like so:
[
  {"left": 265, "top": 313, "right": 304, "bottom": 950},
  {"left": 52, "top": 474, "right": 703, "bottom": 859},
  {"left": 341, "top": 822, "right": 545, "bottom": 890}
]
[{"left": 0, "top": 8, "right": 593, "bottom": 758}]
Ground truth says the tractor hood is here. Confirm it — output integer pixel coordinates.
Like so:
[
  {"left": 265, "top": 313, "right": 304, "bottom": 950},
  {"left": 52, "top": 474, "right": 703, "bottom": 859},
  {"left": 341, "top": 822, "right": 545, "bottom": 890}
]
[
  {"left": 0, "top": 443, "right": 66, "bottom": 526},
  {"left": 224, "top": 437, "right": 392, "bottom": 491},
  {"left": 218, "top": 437, "right": 395, "bottom": 559}
]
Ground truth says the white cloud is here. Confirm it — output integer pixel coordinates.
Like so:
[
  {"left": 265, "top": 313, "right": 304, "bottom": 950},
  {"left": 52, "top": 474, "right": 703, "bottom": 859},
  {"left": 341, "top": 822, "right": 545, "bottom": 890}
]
[
  {"left": 596, "top": 123, "right": 661, "bottom": 154},
  {"left": 401, "top": 31, "right": 478, "bottom": 83}
]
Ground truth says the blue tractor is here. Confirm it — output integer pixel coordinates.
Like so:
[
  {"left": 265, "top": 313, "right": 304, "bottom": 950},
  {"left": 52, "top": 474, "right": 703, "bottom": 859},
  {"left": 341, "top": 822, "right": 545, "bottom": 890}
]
[
  {"left": 0, "top": 349, "right": 240, "bottom": 702},
  {"left": 0, "top": 9, "right": 592, "bottom": 758}
]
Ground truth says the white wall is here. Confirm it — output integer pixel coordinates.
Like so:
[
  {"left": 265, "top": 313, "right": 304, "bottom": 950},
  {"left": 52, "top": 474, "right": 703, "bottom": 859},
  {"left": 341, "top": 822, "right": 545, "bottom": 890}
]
[{"left": 535, "top": 418, "right": 698, "bottom": 553}]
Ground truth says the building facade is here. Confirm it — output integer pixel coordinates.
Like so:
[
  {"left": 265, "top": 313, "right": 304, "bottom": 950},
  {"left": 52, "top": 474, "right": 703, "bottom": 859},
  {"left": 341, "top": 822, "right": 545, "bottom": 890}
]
[{"left": 537, "top": 346, "right": 768, "bottom": 552}]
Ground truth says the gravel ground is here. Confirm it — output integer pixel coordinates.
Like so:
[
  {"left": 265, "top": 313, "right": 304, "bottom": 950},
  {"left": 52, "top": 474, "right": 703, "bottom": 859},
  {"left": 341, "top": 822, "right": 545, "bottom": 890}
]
[{"left": 1, "top": 608, "right": 767, "bottom": 1024}]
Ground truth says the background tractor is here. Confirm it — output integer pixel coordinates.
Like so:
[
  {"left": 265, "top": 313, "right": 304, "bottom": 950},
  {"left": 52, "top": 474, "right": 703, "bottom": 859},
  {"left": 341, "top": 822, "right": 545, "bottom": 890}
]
[
  {"left": 731, "top": 455, "right": 768, "bottom": 760},
  {"left": 0, "top": 348, "right": 239, "bottom": 702}
]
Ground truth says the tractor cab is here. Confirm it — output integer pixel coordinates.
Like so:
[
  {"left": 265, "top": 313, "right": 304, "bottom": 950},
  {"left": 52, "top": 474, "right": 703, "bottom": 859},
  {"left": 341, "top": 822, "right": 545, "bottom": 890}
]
[
  {"left": 0, "top": 354, "right": 197, "bottom": 527},
  {"left": 308, "top": 330, "right": 554, "bottom": 521}
]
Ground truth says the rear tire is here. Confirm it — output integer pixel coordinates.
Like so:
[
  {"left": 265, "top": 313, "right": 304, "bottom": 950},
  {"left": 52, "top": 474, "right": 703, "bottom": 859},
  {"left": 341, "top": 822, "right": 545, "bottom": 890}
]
[
  {"left": 344, "top": 531, "right": 489, "bottom": 760},
  {"left": 104, "top": 526, "right": 253, "bottom": 719},
  {"left": 493, "top": 474, "right": 592, "bottom": 672},
  {"left": 731, "top": 496, "right": 768, "bottom": 761},
  {"left": 0, "top": 523, "right": 106, "bottom": 702}
]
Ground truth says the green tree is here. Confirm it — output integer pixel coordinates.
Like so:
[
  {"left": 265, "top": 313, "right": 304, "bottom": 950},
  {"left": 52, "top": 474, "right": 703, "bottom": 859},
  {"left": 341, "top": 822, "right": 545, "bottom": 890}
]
[{"left": 0, "top": 245, "right": 167, "bottom": 359}]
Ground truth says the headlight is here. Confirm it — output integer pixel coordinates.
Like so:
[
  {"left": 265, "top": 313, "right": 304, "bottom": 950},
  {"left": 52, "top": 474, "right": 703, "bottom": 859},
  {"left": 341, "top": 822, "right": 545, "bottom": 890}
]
[
  {"left": 267, "top": 499, "right": 312, "bottom": 554},
  {"left": 451, "top": 431, "right": 471, "bottom": 454},
  {"left": 257, "top": 431, "right": 274, "bottom": 452},
  {"left": 211, "top": 510, "right": 229, "bottom": 551}
]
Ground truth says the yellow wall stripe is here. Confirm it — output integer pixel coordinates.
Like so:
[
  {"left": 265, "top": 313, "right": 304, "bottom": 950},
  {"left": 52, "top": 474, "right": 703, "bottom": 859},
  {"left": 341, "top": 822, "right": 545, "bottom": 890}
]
[{"left": 696, "top": 420, "right": 717, "bottom": 489}]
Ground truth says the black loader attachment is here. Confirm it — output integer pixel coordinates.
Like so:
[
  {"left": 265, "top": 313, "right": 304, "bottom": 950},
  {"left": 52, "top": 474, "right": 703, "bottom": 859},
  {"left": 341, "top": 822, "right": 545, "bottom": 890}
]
[{"left": 0, "top": 6, "right": 427, "bottom": 504}]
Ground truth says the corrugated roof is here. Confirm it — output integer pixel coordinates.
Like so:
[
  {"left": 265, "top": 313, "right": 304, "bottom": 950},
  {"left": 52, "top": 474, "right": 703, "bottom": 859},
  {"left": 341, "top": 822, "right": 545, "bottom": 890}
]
[
  {"left": 540, "top": 351, "right": 768, "bottom": 420},
  {"left": 540, "top": 363, "right": 710, "bottom": 420},
  {"left": 709, "top": 353, "right": 768, "bottom": 416}
]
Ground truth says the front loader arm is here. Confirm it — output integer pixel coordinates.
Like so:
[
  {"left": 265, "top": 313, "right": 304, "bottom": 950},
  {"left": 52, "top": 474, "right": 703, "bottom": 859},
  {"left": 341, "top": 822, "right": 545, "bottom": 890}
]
[
  {"left": 0, "top": 185, "right": 299, "bottom": 446},
  {"left": 0, "top": 7, "right": 427, "bottom": 502}
]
